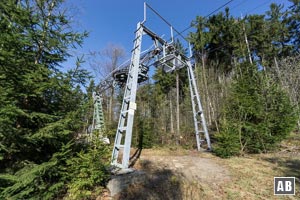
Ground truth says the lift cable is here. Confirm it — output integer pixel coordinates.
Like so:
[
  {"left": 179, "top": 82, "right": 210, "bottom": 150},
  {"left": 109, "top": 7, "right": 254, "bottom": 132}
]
[
  {"left": 145, "top": 3, "right": 188, "bottom": 42},
  {"left": 202, "top": 0, "right": 275, "bottom": 56},
  {"left": 174, "top": 0, "right": 235, "bottom": 39}
]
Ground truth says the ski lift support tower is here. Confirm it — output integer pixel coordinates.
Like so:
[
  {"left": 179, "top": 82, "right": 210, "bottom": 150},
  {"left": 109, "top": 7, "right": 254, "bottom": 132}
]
[{"left": 109, "top": 2, "right": 212, "bottom": 170}]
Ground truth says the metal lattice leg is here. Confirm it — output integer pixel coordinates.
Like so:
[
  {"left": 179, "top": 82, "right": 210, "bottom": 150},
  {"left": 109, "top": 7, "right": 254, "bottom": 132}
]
[
  {"left": 187, "top": 61, "right": 212, "bottom": 151},
  {"left": 92, "top": 92, "right": 109, "bottom": 143},
  {"left": 111, "top": 23, "right": 144, "bottom": 169}
]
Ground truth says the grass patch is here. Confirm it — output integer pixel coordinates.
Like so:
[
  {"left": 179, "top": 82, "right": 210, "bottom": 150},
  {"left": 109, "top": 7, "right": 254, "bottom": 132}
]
[{"left": 221, "top": 155, "right": 299, "bottom": 199}]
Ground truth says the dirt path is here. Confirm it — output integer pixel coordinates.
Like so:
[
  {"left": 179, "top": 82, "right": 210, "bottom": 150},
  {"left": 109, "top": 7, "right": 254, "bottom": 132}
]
[
  {"left": 139, "top": 154, "right": 231, "bottom": 185},
  {"left": 107, "top": 149, "right": 232, "bottom": 200},
  {"left": 104, "top": 147, "right": 300, "bottom": 200}
]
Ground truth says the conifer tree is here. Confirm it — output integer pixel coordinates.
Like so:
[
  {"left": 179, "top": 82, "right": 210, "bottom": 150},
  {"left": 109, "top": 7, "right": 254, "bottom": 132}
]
[
  {"left": 0, "top": 1, "right": 109, "bottom": 199},
  {"left": 214, "top": 63, "right": 297, "bottom": 157}
]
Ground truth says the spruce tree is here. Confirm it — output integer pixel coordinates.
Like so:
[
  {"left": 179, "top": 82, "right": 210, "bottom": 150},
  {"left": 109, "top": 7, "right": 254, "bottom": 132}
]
[
  {"left": 0, "top": 1, "right": 109, "bottom": 199},
  {"left": 214, "top": 63, "right": 297, "bottom": 157}
]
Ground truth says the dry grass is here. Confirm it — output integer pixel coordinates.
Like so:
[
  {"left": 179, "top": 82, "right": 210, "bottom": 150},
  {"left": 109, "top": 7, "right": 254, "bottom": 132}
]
[
  {"left": 220, "top": 156, "right": 299, "bottom": 199},
  {"left": 108, "top": 136, "right": 300, "bottom": 200},
  {"left": 218, "top": 134, "right": 300, "bottom": 200}
]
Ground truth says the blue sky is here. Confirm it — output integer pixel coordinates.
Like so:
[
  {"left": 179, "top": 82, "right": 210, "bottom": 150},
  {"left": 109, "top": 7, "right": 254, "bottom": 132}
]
[{"left": 63, "top": 0, "right": 292, "bottom": 74}]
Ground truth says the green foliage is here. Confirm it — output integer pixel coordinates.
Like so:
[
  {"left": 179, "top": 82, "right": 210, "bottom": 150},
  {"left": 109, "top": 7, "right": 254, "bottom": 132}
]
[
  {"left": 0, "top": 142, "right": 73, "bottom": 199},
  {"left": 153, "top": 68, "right": 176, "bottom": 94},
  {"left": 132, "top": 84, "right": 155, "bottom": 149},
  {"left": 0, "top": 0, "right": 88, "bottom": 167},
  {"left": 189, "top": 8, "right": 242, "bottom": 73},
  {"left": 190, "top": 3, "right": 299, "bottom": 73},
  {"left": 0, "top": 1, "right": 110, "bottom": 199},
  {"left": 135, "top": 116, "right": 154, "bottom": 149},
  {"left": 214, "top": 121, "right": 240, "bottom": 158},
  {"left": 215, "top": 63, "right": 297, "bottom": 157},
  {"left": 190, "top": 3, "right": 300, "bottom": 153},
  {"left": 286, "top": 0, "right": 300, "bottom": 53},
  {"left": 0, "top": 141, "right": 110, "bottom": 200},
  {"left": 65, "top": 140, "right": 110, "bottom": 200}
]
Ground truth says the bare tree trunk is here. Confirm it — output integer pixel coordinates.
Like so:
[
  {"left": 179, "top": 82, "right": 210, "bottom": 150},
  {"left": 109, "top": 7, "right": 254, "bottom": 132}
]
[
  {"left": 243, "top": 22, "right": 252, "bottom": 64},
  {"left": 274, "top": 56, "right": 300, "bottom": 132},
  {"left": 170, "top": 94, "right": 174, "bottom": 134},
  {"left": 89, "top": 44, "right": 125, "bottom": 127},
  {"left": 201, "top": 55, "right": 212, "bottom": 126},
  {"left": 176, "top": 72, "right": 180, "bottom": 145},
  {"left": 109, "top": 87, "right": 114, "bottom": 124}
]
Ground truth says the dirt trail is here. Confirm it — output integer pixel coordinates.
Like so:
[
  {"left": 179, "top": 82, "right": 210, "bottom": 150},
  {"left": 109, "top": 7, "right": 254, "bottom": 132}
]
[
  {"left": 139, "top": 154, "right": 231, "bottom": 184},
  {"left": 103, "top": 148, "right": 300, "bottom": 200},
  {"left": 106, "top": 149, "right": 232, "bottom": 200},
  {"left": 101, "top": 138, "right": 300, "bottom": 200}
]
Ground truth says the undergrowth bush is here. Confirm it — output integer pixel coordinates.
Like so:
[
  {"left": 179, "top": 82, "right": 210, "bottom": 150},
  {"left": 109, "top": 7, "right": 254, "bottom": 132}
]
[
  {"left": 214, "top": 120, "right": 241, "bottom": 158},
  {"left": 0, "top": 140, "right": 110, "bottom": 199},
  {"left": 65, "top": 139, "right": 111, "bottom": 200}
]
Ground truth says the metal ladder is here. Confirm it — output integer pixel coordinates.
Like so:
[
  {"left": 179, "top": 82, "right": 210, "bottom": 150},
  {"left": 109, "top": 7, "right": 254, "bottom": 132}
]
[
  {"left": 92, "top": 92, "right": 106, "bottom": 139},
  {"left": 111, "top": 22, "right": 144, "bottom": 169},
  {"left": 187, "top": 61, "right": 212, "bottom": 151}
]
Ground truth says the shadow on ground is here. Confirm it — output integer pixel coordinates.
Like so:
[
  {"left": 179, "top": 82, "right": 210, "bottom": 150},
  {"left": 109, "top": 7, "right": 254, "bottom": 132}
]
[
  {"left": 129, "top": 147, "right": 142, "bottom": 168},
  {"left": 115, "top": 160, "right": 183, "bottom": 200},
  {"left": 262, "top": 156, "right": 300, "bottom": 180}
]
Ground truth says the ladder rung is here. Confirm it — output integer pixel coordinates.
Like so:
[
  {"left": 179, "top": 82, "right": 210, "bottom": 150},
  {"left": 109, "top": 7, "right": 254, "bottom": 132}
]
[
  {"left": 129, "top": 67, "right": 135, "bottom": 73},
  {"left": 115, "top": 145, "right": 125, "bottom": 150},
  {"left": 121, "top": 110, "right": 129, "bottom": 115},
  {"left": 121, "top": 111, "right": 129, "bottom": 118},
  {"left": 124, "top": 95, "right": 131, "bottom": 100},
  {"left": 133, "top": 35, "right": 141, "bottom": 41},
  {"left": 134, "top": 26, "right": 143, "bottom": 33},
  {"left": 118, "top": 127, "right": 127, "bottom": 132},
  {"left": 131, "top": 45, "right": 140, "bottom": 52},
  {"left": 112, "top": 162, "right": 124, "bottom": 169}
]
